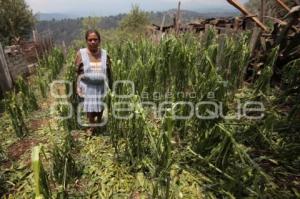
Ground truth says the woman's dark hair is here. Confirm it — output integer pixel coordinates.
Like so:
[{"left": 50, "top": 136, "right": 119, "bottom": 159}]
[{"left": 85, "top": 29, "right": 101, "bottom": 41}]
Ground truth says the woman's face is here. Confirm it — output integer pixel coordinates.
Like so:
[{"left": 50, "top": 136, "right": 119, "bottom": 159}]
[{"left": 87, "top": 32, "right": 100, "bottom": 51}]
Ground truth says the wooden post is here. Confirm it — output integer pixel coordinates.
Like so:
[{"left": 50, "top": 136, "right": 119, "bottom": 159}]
[
  {"left": 33, "top": 30, "right": 41, "bottom": 59},
  {"left": 176, "top": 1, "right": 181, "bottom": 34},
  {"left": 0, "top": 43, "right": 13, "bottom": 93},
  {"left": 32, "top": 30, "right": 38, "bottom": 43},
  {"left": 173, "top": 14, "right": 176, "bottom": 31},
  {"left": 234, "top": 17, "right": 239, "bottom": 31},
  {"left": 159, "top": 15, "right": 166, "bottom": 40},
  {"left": 249, "top": 27, "right": 261, "bottom": 56},
  {"left": 160, "top": 15, "right": 166, "bottom": 32},
  {"left": 259, "top": 0, "right": 265, "bottom": 24}
]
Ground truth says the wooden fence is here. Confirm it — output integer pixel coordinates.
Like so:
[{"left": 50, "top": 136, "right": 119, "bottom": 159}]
[{"left": 0, "top": 30, "right": 54, "bottom": 98}]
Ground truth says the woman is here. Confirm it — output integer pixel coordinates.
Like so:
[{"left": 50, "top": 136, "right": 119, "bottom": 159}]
[{"left": 75, "top": 29, "right": 113, "bottom": 135}]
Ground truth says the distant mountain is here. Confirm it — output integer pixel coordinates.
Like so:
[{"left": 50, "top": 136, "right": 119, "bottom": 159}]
[
  {"left": 36, "top": 13, "right": 79, "bottom": 21},
  {"left": 35, "top": 9, "right": 241, "bottom": 45},
  {"left": 36, "top": 9, "right": 239, "bottom": 22}
]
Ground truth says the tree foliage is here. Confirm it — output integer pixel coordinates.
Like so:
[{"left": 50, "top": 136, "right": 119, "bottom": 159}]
[
  {"left": 0, "top": 0, "right": 35, "bottom": 45},
  {"left": 119, "top": 5, "right": 150, "bottom": 33},
  {"left": 81, "top": 16, "right": 102, "bottom": 31}
]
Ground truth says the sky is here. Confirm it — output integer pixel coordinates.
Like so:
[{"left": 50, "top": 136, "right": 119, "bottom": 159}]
[{"left": 25, "top": 0, "right": 249, "bottom": 16}]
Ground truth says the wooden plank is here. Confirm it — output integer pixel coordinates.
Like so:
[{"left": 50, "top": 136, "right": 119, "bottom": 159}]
[
  {"left": 227, "top": 0, "right": 268, "bottom": 32},
  {"left": 0, "top": 43, "right": 13, "bottom": 93},
  {"left": 275, "top": 0, "right": 291, "bottom": 12}
]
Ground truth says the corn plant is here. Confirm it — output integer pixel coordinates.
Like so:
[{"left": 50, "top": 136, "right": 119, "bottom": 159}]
[
  {"left": 0, "top": 146, "right": 8, "bottom": 196},
  {"left": 5, "top": 92, "right": 28, "bottom": 138},
  {"left": 0, "top": 145, "right": 6, "bottom": 162},
  {"left": 35, "top": 63, "right": 47, "bottom": 99},
  {"left": 107, "top": 92, "right": 122, "bottom": 156},
  {"left": 52, "top": 146, "right": 78, "bottom": 185},
  {"left": 254, "top": 46, "right": 279, "bottom": 94},
  {"left": 15, "top": 76, "right": 39, "bottom": 114},
  {"left": 48, "top": 48, "right": 64, "bottom": 81},
  {"left": 104, "top": 31, "right": 300, "bottom": 198},
  {"left": 52, "top": 132, "right": 82, "bottom": 192},
  {"left": 37, "top": 76, "right": 48, "bottom": 99},
  {"left": 31, "top": 146, "right": 51, "bottom": 199},
  {"left": 151, "top": 108, "right": 174, "bottom": 199},
  {"left": 280, "top": 58, "right": 300, "bottom": 107},
  {"left": 124, "top": 96, "right": 148, "bottom": 166},
  {"left": 55, "top": 102, "right": 75, "bottom": 133},
  {"left": 60, "top": 49, "right": 80, "bottom": 131},
  {"left": 35, "top": 48, "right": 65, "bottom": 98},
  {"left": 0, "top": 170, "right": 8, "bottom": 197}
]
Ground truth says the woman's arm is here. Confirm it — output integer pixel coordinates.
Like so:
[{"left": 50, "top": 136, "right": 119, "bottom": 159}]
[
  {"left": 107, "top": 55, "right": 113, "bottom": 90},
  {"left": 75, "top": 51, "right": 83, "bottom": 75},
  {"left": 75, "top": 51, "right": 84, "bottom": 96}
]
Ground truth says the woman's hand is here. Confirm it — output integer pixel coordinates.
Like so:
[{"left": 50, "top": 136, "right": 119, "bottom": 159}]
[
  {"left": 76, "top": 74, "right": 85, "bottom": 97},
  {"left": 77, "top": 86, "right": 84, "bottom": 97}
]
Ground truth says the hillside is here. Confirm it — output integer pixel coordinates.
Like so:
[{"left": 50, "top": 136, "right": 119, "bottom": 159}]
[{"left": 36, "top": 10, "right": 239, "bottom": 45}]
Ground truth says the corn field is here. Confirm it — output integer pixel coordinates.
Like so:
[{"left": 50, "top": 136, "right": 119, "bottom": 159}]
[{"left": 0, "top": 30, "right": 299, "bottom": 199}]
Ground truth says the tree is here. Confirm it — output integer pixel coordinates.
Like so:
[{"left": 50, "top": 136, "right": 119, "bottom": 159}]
[
  {"left": 81, "top": 16, "right": 102, "bottom": 31},
  {"left": 81, "top": 16, "right": 102, "bottom": 40},
  {"left": 119, "top": 5, "right": 150, "bottom": 33},
  {"left": 0, "top": 0, "right": 35, "bottom": 45}
]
